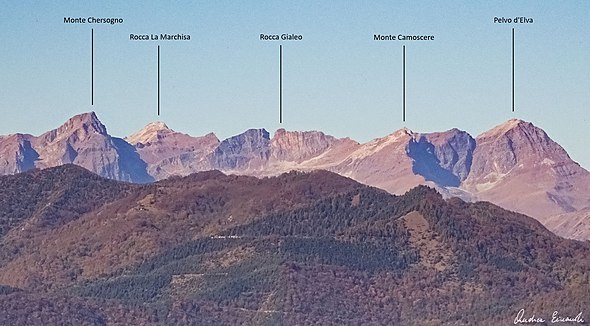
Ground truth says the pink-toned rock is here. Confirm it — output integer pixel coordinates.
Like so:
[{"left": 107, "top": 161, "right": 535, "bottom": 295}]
[
  {"left": 0, "top": 134, "right": 37, "bottom": 174},
  {"left": 0, "top": 112, "right": 152, "bottom": 182},
  {"left": 2, "top": 113, "right": 590, "bottom": 239},
  {"left": 462, "top": 119, "right": 590, "bottom": 219},
  {"left": 329, "top": 128, "right": 425, "bottom": 195},
  {"left": 126, "top": 122, "right": 219, "bottom": 179},
  {"left": 544, "top": 209, "right": 590, "bottom": 241},
  {"left": 270, "top": 129, "right": 339, "bottom": 163}
]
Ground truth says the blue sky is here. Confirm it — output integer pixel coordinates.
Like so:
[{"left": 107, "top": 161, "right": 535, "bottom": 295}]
[{"left": 1, "top": 1, "right": 589, "bottom": 168}]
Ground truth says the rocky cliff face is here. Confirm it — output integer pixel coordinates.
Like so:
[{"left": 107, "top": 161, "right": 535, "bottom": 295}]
[
  {"left": 466, "top": 119, "right": 571, "bottom": 186},
  {"left": 208, "top": 129, "right": 271, "bottom": 171},
  {"left": 126, "top": 122, "right": 219, "bottom": 179},
  {"left": 2, "top": 112, "right": 590, "bottom": 239},
  {"left": 0, "top": 112, "right": 152, "bottom": 183},
  {"left": 0, "top": 134, "right": 38, "bottom": 174},
  {"left": 408, "top": 129, "right": 476, "bottom": 187},
  {"left": 461, "top": 119, "right": 590, "bottom": 219},
  {"left": 126, "top": 118, "right": 590, "bottom": 237},
  {"left": 330, "top": 128, "right": 426, "bottom": 195},
  {"left": 270, "top": 129, "right": 337, "bottom": 162},
  {"left": 32, "top": 112, "right": 117, "bottom": 170}
]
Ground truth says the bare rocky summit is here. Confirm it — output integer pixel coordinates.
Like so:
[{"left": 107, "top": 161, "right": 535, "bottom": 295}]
[
  {"left": 1, "top": 112, "right": 589, "bottom": 239},
  {"left": 0, "top": 113, "right": 152, "bottom": 182},
  {"left": 463, "top": 119, "right": 590, "bottom": 219},
  {"left": 126, "top": 122, "right": 219, "bottom": 180},
  {"left": 208, "top": 128, "right": 271, "bottom": 172},
  {"left": 270, "top": 128, "right": 340, "bottom": 163}
]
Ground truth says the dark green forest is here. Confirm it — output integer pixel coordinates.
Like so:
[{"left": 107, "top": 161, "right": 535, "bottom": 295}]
[{"left": 0, "top": 166, "right": 588, "bottom": 325}]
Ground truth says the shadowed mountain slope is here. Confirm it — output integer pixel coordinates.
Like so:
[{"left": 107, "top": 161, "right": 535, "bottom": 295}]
[
  {"left": 0, "top": 166, "right": 587, "bottom": 325},
  {"left": 1, "top": 113, "right": 589, "bottom": 240}
]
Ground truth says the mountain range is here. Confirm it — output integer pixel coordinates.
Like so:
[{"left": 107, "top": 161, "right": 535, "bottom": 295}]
[
  {"left": 1, "top": 112, "right": 589, "bottom": 240},
  {"left": 0, "top": 165, "right": 588, "bottom": 325}
]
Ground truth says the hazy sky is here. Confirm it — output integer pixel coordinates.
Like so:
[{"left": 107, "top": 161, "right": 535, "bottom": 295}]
[{"left": 1, "top": 1, "right": 589, "bottom": 168}]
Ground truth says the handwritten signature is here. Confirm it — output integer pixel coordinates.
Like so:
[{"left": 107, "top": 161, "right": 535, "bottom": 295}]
[{"left": 514, "top": 309, "right": 585, "bottom": 324}]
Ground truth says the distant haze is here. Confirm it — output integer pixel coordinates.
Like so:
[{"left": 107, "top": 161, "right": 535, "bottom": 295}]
[{"left": 0, "top": 1, "right": 588, "bottom": 168}]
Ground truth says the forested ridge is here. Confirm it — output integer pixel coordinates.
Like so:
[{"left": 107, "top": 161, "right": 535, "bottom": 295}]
[{"left": 0, "top": 165, "right": 587, "bottom": 325}]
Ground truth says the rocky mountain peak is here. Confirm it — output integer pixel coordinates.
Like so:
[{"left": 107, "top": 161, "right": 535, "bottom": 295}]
[
  {"left": 147, "top": 121, "right": 171, "bottom": 130},
  {"left": 208, "top": 129, "right": 271, "bottom": 170},
  {"left": 274, "top": 128, "right": 288, "bottom": 136},
  {"left": 475, "top": 119, "right": 568, "bottom": 163},
  {"left": 271, "top": 128, "right": 337, "bottom": 162},
  {"left": 1, "top": 112, "right": 589, "bottom": 228},
  {"left": 245, "top": 128, "right": 270, "bottom": 140},
  {"left": 409, "top": 129, "right": 476, "bottom": 186},
  {"left": 421, "top": 128, "right": 466, "bottom": 144},
  {"left": 126, "top": 121, "right": 174, "bottom": 145},
  {"left": 477, "top": 118, "right": 532, "bottom": 139},
  {"left": 62, "top": 111, "right": 107, "bottom": 134},
  {"left": 383, "top": 127, "right": 415, "bottom": 144},
  {"left": 373, "top": 127, "right": 414, "bottom": 145},
  {"left": 398, "top": 127, "right": 415, "bottom": 136},
  {"left": 463, "top": 118, "right": 584, "bottom": 218},
  {"left": 202, "top": 132, "right": 220, "bottom": 143},
  {"left": 41, "top": 112, "right": 108, "bottom": 144},
  {"left": 271, "top": 128, "right": 338, "bottom": 145}
]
